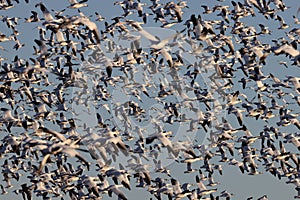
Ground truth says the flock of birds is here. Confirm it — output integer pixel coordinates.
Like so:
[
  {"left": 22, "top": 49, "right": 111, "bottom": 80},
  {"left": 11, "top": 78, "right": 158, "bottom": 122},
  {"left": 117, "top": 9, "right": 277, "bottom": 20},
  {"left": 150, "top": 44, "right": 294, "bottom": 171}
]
[{"left": 0, "top": 0, "right": 299, "bottom": 199}]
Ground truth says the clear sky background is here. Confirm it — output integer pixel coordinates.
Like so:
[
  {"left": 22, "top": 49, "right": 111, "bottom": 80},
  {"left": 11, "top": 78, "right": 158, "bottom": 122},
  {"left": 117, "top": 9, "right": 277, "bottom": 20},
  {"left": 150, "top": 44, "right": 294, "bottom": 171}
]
[{"left": 0, "top": 0, "right": 299, "bottom": 200}]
